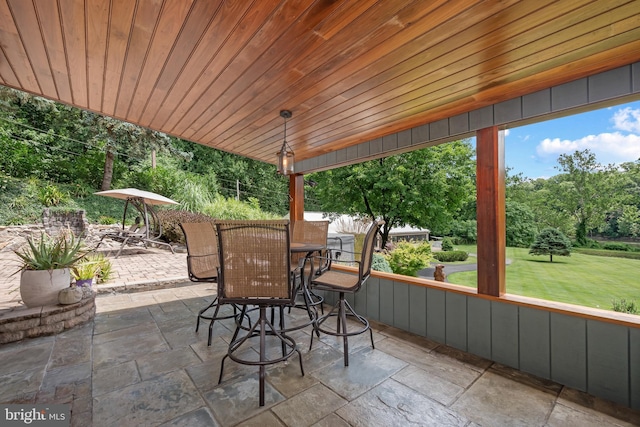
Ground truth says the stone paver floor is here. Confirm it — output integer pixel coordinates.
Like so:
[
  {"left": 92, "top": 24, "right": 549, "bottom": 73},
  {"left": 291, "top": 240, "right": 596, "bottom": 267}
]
[{"left": 1, "top": 283, "right": 639, "bottom": 426}]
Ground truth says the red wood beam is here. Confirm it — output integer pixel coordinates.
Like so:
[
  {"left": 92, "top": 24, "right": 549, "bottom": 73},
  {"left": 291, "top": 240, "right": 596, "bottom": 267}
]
[
  {"left": 289, "top": 173, "right": 305, "bottom": 222},
  {"left": 476, "top": 126, "right": 506, "bottom": 296}
]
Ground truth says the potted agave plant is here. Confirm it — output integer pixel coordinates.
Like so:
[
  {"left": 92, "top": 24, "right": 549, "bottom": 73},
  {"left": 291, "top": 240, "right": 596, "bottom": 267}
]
[{"left": 14, "top": 232, "right": 85, "bottom": 307}]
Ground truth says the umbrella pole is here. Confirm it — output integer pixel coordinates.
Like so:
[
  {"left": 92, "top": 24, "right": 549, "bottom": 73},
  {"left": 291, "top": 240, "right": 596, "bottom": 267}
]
[
  {"left": 122, "top": 199, "right": 129, "bottom": 231},
  {"left": 143, "top": 202, "right": 149, "bottom": 239}
]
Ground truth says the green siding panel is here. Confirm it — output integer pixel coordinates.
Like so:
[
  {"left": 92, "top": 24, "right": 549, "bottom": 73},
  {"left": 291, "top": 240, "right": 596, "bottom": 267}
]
[
  {"left": 354, "top": 278, "right": 367, "bottom": 315},
  {"left": 491, "top": 302, "right": 519, "bottom": 368},
  {"left": 467, "top": 298, "right": 491, "bottom": 359},
  {"left": 379, "top": 279, "right": 394, "bottom": 326},
  {"left": 364, "top": 277, "right": 380, "bottom": 321},
  {"left": 631, "top": 327, "right": 640, "bottom": 411},
  {"left": 408, "top": 285, "right": 427, "bottom": 336},
  {"left": 393, "top": 283, "right": 410, "bottom": 330},
  {"left": 426, "top": 288, "right": 446, "bottom": 343},
  {"left": 550, "top": 313, "right": 587, "bottom": 391},
  {"left": 445, "top": 292, "right": 467, "bottom": 351},
  {"left": 587, "top": 320, "right": 629, "bottom": 406},
  {"left": 345, "top": 292, "right": 355, "bottom": 308},
  {"left": 519, "top": 307, "right": 550, "bottom": 379}
]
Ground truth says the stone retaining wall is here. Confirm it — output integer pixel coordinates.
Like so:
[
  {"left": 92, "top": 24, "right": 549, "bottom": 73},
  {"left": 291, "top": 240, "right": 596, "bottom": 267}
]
[
  {"left": 0, "top": 292, "right": 96, "bottom": 344},
  {"left": 42, "top": 209, "right": 89, "bottom": 237}
]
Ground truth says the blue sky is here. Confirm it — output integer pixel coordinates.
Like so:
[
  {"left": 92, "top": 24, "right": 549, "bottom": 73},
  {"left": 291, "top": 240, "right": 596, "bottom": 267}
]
[{"left": 479, "top": 100, "right": 640, "bottom": 179}]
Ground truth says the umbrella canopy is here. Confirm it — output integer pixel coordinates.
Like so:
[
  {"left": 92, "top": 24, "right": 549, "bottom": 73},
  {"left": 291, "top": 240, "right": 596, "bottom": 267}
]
[{"left": 94, "top": 188, "right": 178, "bottom": 205}]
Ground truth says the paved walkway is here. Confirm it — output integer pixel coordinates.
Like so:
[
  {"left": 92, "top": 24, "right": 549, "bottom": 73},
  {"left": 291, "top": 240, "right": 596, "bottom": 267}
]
[{"left": 0, "top": 244, "right": 188, "bottom": 313}]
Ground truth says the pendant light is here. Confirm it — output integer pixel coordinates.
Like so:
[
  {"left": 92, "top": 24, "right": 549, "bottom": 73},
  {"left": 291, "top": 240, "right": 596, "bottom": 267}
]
[{"left": 276, "top": 110, "right": 294, "bottom": 175}]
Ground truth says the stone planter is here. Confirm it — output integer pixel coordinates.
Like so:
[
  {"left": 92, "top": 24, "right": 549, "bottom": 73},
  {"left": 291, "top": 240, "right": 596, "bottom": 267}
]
[{"left": 20, "top": 268, "right": 71, "bottom": 308}]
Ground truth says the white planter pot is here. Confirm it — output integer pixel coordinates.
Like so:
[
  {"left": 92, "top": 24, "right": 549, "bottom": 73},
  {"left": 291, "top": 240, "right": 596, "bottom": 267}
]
[{"left": 20, "top": 268, "right": 71, "bottom": 308}]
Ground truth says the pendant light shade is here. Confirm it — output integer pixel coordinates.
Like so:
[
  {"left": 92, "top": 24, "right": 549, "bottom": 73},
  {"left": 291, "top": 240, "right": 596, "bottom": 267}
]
[{"left": 277, "top": 110, "right": 294, "bottom": 175}]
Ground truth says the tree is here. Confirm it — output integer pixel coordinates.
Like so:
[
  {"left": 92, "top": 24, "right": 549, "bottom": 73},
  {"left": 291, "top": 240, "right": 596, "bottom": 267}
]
[
  {"left": 506, "top": 172, "right": 573, "bottom": 235},
  {"left": 552, "top": 149, "right": 615, "bottom": 245},
  {"left": 505, "top": 200, "right": 537, "bottom": 247},
  {"left": 82, "top": 113, "right": 182, "bottom": 191},
  {"left": 529, "top": 228, "right": 572, "bottom": 262},
  {"left": 309, "top": 140, "right": 476, "bottom": 248}
]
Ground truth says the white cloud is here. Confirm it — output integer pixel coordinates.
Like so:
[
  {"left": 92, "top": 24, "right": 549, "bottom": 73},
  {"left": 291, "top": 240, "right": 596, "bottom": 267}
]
[
  {"left": 535, "top": 107, "right": 640, "bottom": 165},
  {"left": 536, "top": 132, "right": 640, "bottom": 164},
  {"left": 612, "top": 107, "right": 640, "bottom": 133}
]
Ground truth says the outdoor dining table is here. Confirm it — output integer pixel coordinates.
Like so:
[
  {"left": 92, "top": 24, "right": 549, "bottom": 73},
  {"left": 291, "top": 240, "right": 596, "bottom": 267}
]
[
  {"left": 288, "top": 242, "right": 327, "bottom": 330},
  {"left": 290, "top": 242, "right": 325, "bottom": 257}
]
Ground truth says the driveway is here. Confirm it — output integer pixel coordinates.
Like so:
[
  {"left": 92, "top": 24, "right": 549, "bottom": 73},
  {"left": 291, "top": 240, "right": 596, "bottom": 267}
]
[{"left": 418, "top": 252, "right": 511, "bottom": 282}]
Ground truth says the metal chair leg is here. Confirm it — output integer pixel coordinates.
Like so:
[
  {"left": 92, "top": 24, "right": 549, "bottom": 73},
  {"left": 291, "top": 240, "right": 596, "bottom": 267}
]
[{"left": 314, "top": 291, "right": 372, "bottom": 367}]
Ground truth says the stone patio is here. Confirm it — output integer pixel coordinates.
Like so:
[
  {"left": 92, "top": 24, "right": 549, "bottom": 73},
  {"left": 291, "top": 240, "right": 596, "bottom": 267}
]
[
  {"left": 1, "top": 282, "right": 639, "bottom": 426},
  {"left": 1, "top": 230, "right": 639, "bottom": 426}
]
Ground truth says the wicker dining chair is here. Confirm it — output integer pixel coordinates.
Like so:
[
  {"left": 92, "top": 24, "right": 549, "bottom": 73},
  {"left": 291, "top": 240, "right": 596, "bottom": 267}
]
[
  {"left": 309, "top": 220, "right": 384, "bottom": 366},
  {"left": 291, "top": 220, "right": 330, "bottom": 312},
  {"left": 179, "top": 222, "right": 239, "bottom": 346},
  {"left": 215, "top": 219, "right": 304, "bottom": 407}
]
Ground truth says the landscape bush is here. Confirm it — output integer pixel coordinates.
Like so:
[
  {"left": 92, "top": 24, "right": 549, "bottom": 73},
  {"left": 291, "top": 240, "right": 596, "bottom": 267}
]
[
  {"left": 573, "top": 248, "right": 640, "bottom": 260},
  {"left": 432, "top": 250, "right": 469, "bottom": 262},
  {"left": 611, "top": 298, "right": 638, "bottom": 314},
  {"left": 37, "top": 183, "right": 68, "bottom": 207},
  {"left": 98, "top": 216, "right": 118, "bottom": 225},
  {"left": 156, "top": 210, "right": 214, "bottom": 244},
  {"left": 385, "top": 240, "right": 432, "bottom": 277},
  {"left": 371, "top": 253, "right": 393, "bottom": 273},
  {"left": 201, "top": 196, "right": 279, "bottom": 221},
  {"left": 441, "top": 237, "right": 454, "bottom": 251},
  {"left": 602, "top": 242, "right": 631, "bottom": 252}
]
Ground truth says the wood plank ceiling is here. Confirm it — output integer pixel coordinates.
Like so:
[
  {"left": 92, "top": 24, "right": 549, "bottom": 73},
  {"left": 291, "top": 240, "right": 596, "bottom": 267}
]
[{"left": 1, "top": 0, "right": 640, "bottom": 167}]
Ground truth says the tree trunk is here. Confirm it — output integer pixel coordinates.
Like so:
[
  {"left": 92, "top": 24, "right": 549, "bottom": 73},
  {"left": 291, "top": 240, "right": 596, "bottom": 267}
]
[
  {"left": 550, "top": 253, "right": 553, "bottom": 262},
  {"left": 380, "top": 223, "right": 391, "bottom": 250},
  {"left": 575, "top": 219, "right": 587, "bottom": 246},
  {"left": 101, "top": 148, "right": 115, "bottom": 191}
]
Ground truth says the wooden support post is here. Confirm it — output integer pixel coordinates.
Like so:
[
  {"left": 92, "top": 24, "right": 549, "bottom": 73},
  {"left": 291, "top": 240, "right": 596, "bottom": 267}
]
[
  {"left": 289, "top": 173, "right": 304, "bottom": 223},
  {"left": 476, "top": 126, "right": 506, "bottom": 296}
]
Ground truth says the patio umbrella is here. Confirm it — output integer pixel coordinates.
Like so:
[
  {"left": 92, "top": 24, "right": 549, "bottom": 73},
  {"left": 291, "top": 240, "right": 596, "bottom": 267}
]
[{"left": 94, "top": 188, "right": 179, "bottom": 205}]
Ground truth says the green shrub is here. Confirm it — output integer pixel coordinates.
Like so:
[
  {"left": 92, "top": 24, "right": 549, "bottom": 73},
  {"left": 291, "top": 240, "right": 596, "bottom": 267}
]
[
  {"left": 156, "top": 209, "right": 214, "bottom": 244},
  {"left": 573, "top": 238, "right": 601, "bottom": 249},
  {"left": 573, "top": 248, "right": 640, "bottom": 260},
  {"left": 433, "top": 250, "right": 469, "bottom": 262},
  {"left": 174, "top": 180, "right": 215, "bottom": 213},
  {"left": 98, "top": 216, "right": 118, "bottom": 225},
  {"left": 371, "top": 253, "right": 392, "bottom": 273},
  {"left": 611, "top": 298, "right": 638, "bottom": 314},
  {"left": 602, "top": 242, "right": 630, "bottom": 252},
  {"left": 201, "top": 195, "right": 278, "bottom": 221},
  {"left": 68, "top": 182, "right": 93, "bottom": 199},
  {"left": 441, "top": 237, "right": 454, "bottom": 251},
  {"left": 37, "top": 184, "right": 68, "bottom": 207},
  {"left": 384, "top": 240, "right": 432, "bottom": 277}
]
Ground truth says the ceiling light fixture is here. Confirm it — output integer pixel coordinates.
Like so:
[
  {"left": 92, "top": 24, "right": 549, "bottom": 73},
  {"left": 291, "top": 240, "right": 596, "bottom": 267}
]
[{"left": 276, "top": 110, "right": 294, "bottom": 175}]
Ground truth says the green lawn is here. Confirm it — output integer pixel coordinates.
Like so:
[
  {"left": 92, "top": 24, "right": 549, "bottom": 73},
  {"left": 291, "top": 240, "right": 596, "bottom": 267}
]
[{"left": 446, "top": 245, "right": 640, "bottom": 311}]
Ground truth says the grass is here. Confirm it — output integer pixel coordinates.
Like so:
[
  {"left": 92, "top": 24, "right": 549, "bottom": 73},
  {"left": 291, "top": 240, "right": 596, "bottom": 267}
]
[
  {"left": 0, "top": 175, "right": 169, "bottom": 225},
  {"left": 447, "top": 245, "right": 640, "bottom": 311}
]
